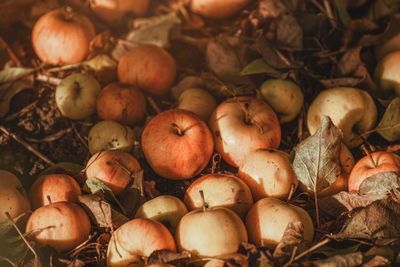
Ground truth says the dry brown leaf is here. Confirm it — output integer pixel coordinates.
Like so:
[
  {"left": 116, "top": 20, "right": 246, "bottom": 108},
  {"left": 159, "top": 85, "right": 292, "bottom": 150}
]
[
  {"left": 359, "top": 172, "right": 400, "bottom": 197},
  {"left": 311, "top": 252, "right": 363, "bottom": 267},
  {"left": 273, "top": 221, "right": 307, "bottom": 263},
  {"left": 147, "top": 249, "right": 191, "bottom": 265}
]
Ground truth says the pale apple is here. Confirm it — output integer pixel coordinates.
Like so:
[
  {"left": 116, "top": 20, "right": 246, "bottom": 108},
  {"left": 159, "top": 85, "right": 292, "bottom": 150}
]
[
  {"left": 260, "top": 79, "right": 304, "bottom": 123},
  {"left": 374, "top": 50, "right": 400, "bottom": 98},
  {"left": 208, "top": 96, "right": 281, "bottom": 168},
  {"left": 374, "top": 32, "right": 400, "bottom": 61},
  {"left": 184, "top": 173, "right": 253, "bottom": 218},
  {"left": 107, "top": 218, "right": 176, "bottom": 267},
  {"left": 55, "top": 73, "right": 101, "bottom": 120},
  {"left": 141, "top": 109, "right": 214, "bottom": 180},
  {"left": 177, "top": 88, "right": 217, "bottom": 122},
  {"left": 135, "top": 195, "right": 188, "bottom": 234},
  {"left": 90, "top": 0, "right": 149, "bottom": 24},
  {"left": 307, "top": 87, "right": 377, "bottom": 148},
  {"left": 175, "top": 207, "right": 248, "bottom": 257},
  {"left": 190, "top": 0, "right": 251, "bottom": 19},
  {"left": 245, "top": 198, "right": 314, "bottom": 249}
]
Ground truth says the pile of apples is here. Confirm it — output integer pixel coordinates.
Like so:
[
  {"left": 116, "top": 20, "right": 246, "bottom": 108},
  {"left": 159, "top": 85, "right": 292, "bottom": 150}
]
[{"left": 3, "top": 0, "right": 400, "bottom": 266}]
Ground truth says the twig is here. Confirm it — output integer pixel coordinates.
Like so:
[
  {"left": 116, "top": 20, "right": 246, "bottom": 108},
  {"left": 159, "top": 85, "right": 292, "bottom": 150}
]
[
  {"left": 297, "top": 107, "right": 305, "bottom": 141},
  {"left": 146, "top": 96, "right": 162, "bottom": 114},
  {"left": 35, "top": 74, "right": 62, "bottom": 86},
  {"left": 4, "top": 100, "right": 38, "bottom": 122},
  {"left": 361, "top": 144, "right": 377, "bottom": 167},
  {"left": 0, "top": 125, "right": 54, "bottom": 165},
  {"left": 323, "top": 0, "right": 337, "bottom": 28},
  {"left": 292, "top": 238, "right": 331, "bottom": 263},
  {"left": 0, "top": 36, "right": 23, "bottom": 67},
  {"left": 0, "top": 256, "right": 16, "bottom": 267}
]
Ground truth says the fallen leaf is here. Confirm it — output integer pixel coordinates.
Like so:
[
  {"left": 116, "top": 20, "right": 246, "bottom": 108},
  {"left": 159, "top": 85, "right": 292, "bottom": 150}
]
[
  {"left": 362, "top": 255, "right": 391, "bottom": 267},
  {"left": 273, "top": 221, "right": 307, "bottom": 263},
  {"left": 0, "top": 80, "right": 33, "bottom": 118},
  {"left": 335, "top": 0, "right": 352, "bottom": 26},
  {"left": 147, "top": 249, "right": 191, "bottom": 265},
  {"left": 292, "top": 116, "right": 342, "bottom": 192},
  {"left": 319, "top": 77, "right": 364, "bottom": 89},
  {"left": 338, "top": 47, "right": 362, "bottom": 76},
  {"left": 276, "top": 14, "right": 303, "bottom": 49},
  {"left": 0, "top": 67, "right": 34, "bottom": 84},
  {"left": 255, "top": 36, "right": 291, "bottom": 69},
  {"left": 359, "top": 172, "right": 400, "bottom": 197},
  {"left": 240, "top": 58, "right": 280, "bottom": 76},
  {"left": 311, "top": 252, "right": 363, "bottom": 267},
  {"left": 376, "top": 97, "right": 400, "bottom": 142}
]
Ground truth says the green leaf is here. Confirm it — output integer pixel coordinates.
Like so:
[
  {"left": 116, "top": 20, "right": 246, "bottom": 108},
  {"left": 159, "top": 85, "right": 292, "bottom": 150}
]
[
  {"left": 85, "top": 177, "right": 127, "bottom": 215},
  {"left": 335, "top": 0, "right": 352, "bottom": 26},
  {"left": 0, "top": 67, "right": 34, "bottom": 84},
  {"left": 240, "top": 59, "right": 280, "bottom": 76},
  {"left": 0, "top": 80, "right": 32, "bottom": 118},
  {"left": 376, "top": 97, "right": 400, "bottom": 141}
]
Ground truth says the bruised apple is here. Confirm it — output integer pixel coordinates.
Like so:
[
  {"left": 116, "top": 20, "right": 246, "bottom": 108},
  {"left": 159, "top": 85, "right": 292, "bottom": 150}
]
[
  {"left": 141, "top": 109, "right": 214, "bottom": 180},
  {"left": 29, "top": 174, "right": 81, "bottom": 210},
  {"left": 184, "top": 173, "right": 253, "bottom": 218},
  {"left": 25, "top": 201, "right": 91, "bottom": 252},
  {"left": 118, "top": 45, "right": 177, "bottom": 96},
  {"left": 86, "top": 150, "right": 141, "bottom": 195},
  {"left": 107, "top": 218, "right": 176, "bottom": 267},
  {"left": 208, "top": 96, "right": 281, "bottom": 168},
  {"left": 90, "top": 0, "right": 149, "bottom": 24},
  {"left": 190, "top": 0, "right": 251, "bottom": 19},
  {"left": 32, "top": 7, "right": 96, "bottom": 65}
]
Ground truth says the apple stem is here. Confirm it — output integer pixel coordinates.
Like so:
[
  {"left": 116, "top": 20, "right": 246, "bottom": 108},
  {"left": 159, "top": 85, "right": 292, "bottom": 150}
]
[
  {"left": 63, "top": 6, "right": 74, "bottom": 21},
  {"left": 199, "top": 190, "right": 208, "bottom": 212},
  {"left": 171, "top": 123, "right": 184, "bottom": 136},
  {"left": 146, "top": 96, "right": 161, "bottom": 114},
  {"left": 287, "top": 183, "right": 296, "bottom": 202},
  {"left": 47, "top": 195, "right": 52, "bottom": 205},
  {"left": 361, "top": 144, "right": 377, "bottom": 168}
]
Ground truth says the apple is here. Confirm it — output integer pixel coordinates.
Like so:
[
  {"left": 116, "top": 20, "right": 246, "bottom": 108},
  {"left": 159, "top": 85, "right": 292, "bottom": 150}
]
[
  {"left": 31, "top": 7, "right": 96, "bottom": 65},
  {"left": 107, "top": 218, "right": 176, "bottom": 267},
  {"left": 184, "top": 173, "right": 253, "bottom": 218},
  {"left": 141, "top": 109, "right": 214, "bottom": 180},
  {"left": 0, "top": 170, "right": 31, "bottom": 223},
  {"left": 55, "top": 73, "right": 101, "bottom": 120},
  {"left": 190, "top": 0, "right": 251, "bottom": 19},
  {"left": 259, "top": 79, "right": 304, "bottom": 123},
  {"left": 86, "top": 150, "right": 141, "bottom": 195},
  {"left": 237, "top": 149, "right": 298, "bottom": 201},
  {"left": 348, "top": 151, "right": 400, "bottom": 192},
  {"left": 374, "top": 32, "right": 400, "bottom": 61},
  {"left": 25, "top": 201, "right": 91, "bottom": 252},
  {"left": 177, "top": 88, "right": 217, "bottom": 122},
  {"left": 96, "top": 82, "right": 147, "bottom": 125},
  {"left": 134, "top": 195, "right": 188, "bottom": 234},
  {"left": 208, "top": 96, "right": 281, "bottom": 168},
  {"left": 29, "top": 173, "right": 81, "bottom": 210},
  {"left": 118, "top": 45, "right": 177, "bottom": 96},
  {"left": 374, "top": 50, "right": 400, "bottom": 98},
  {"left": 175, "top": 206, "right": 248, "bottom": 257},
  {"left": 88, "top": 120, "right": 137, "bottom": 154},
  {"left": 90, "top": 0, "right": 149, "bottom": 24},
  {"left": 245, "top": 198, "right": 314, "bottom": 249},
  {"left": 307, "top": 87, "right": 377, "bottom": 148}
]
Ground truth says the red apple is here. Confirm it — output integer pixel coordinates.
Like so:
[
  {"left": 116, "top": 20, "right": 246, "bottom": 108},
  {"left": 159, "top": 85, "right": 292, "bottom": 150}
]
[
  {"left": 118, "top": 45, "right": 177, "bottom": 96},
  {"left": 208, "top": 96, "right": 281, "bottom": 168},
  {"left": 141, "top": 109, "right": 214, "bottom": 180}
]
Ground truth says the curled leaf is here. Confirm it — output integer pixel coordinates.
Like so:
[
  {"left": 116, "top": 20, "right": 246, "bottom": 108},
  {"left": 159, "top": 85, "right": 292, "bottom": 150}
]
[
  {"left": 240, "top": 59, "right": 280, "bottom": 76},
  {"left": 0, "top": 67, "right": 34, "bottom": 84},
  {"left": 273, "top": 221, "right": 307, "bottom": 262},
  {"left": 376, "top": 97, "right": 400, "bottom": 142},
  {"left": 359, "top": 172, "right": 400, "bottom": 197}
]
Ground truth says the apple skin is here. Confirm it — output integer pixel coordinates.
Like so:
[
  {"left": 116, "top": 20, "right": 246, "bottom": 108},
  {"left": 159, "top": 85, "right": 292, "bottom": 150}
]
[
  {"left": 55, "top": 73, "right": 101, "bottom": 120},
  {"left": 25, "top": 201, "right": 91, "bottom": 252},
  {"left": 175, "top": 207, "right": 248, "bottom": 257},
  {"left": 118, "top": 45, "right": 177, "bottom": 96},
  {"left": 348, "top": 151, "right": 400, "bottom": 192},
  {"left": 374, "top": 50, "right": 400, "bottom": 98},
  {"left": 31, "top": 8, "right": 96, "bottom": 65},
  {"left": 307, "top": 87, "right": 377, "bottom": 148},
  {"left": 245, "top": 198, "right": 314, "bottom": 249},
  {"left": 96, "top": 82, "right": 147, "bottom": 125},
  {"left": 134, "top": 195, "right": 188, "bottom": 234},
  {"left": 0, "top": 170, "right": 31, "bottom": 223},
  {"left": 238, "top": 149, "right": 298, "bottom": 201},
  {"left": 90, "top": 0, "right": 149, "bottom": 24},
  {"left": 107, "top": 218, "right": 176, "bottom": 267},
  {"left": 374, "top": 33, "right": 400, "bottom": 61},
  {"left": 29, "top": 174, "right": 81, "bottom": 210},
  {"left": 184, "top": 173, "right": 253, "bottom": 218},
  {"left": 86, "top": 150, "right": 141, "bottom": 195},
  {"left": 177, "top": 88, "right": 217, "bottom": 122},
  {"left": 260, "top": 79, "right": 304, "bottom": 123},
  {"left": 208, "top": 96, "right": 281, "bottom": 168},
  {"left": 141, "top": 109, "right": 214, "bottom": 180},
  {"left": 190, "top": 0, "right": 251, "bottom": 19}
]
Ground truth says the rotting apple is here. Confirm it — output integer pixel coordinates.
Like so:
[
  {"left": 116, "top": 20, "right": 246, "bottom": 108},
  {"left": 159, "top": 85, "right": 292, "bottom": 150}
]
[
  {"left": 29, "top": 173, "right": 81, "bottom": 210},
  {"left": 0, "top": 170, "right": 31, "bottom": 223},
  {"left": 141, "top": 109, "right": 214, "bottom": 180},
  {"left": 88, "top": 120, "right": 137, "bottom": 154},
  {"left": 374, "top": 50, "right": 400, "bottom": 98},
  {"left": 90, "top": 0, "right": 149, "bottom": 24},
  {"left": 190, "top": 0, "right": 251, "bottom": 19},
  {"left": 259, "top": 79, "right": 304, "bottom": 123},
  {"left": 177, "top": 88, "right": 217, "bottom": 122},
  {"left": 237, "top": 149, "right": 298, "bottom": 201},
  {"left": 307, "top": 87, "right": 377, "bottom": 148},
  {"left": 348, "top": 151, "right": 400, "bottom": 192},
  {"left": 86, "top": 150, "right": 141, "bottom": 195},
  {"left": 208, "top": 96, "right": 281, "bottom": 168},
  {"left": 107, "top": 218, "right": 176, "bottom": 267},
  {"left": 134, "top": 195, "right": 188, "bottom": 234},
  {"left": 245, "top": 197, "right": 314, "bottom": 249},
  {"left": 25, "top": 201, "right": 91, "bottom": 252},
  {"left": 96, "top": 82, "right": 147, "bottom": 125},
  {"left": 118, "top": 44, "right": 177, "bottom": 96},
  {"left": 175, "top": 206, "right": 248, "bottom": 257},
  {"left": 55, "top": 73, "right": 101, "bottom": 120},
  {"left": 31, "top": 7, "right": 96, "bottom": 65},
  {"left": 374, "top": 32, "right": 400, "bottom": 61},
  {"left": 184, "top": 173, "right": 253, "bottom": 218}
]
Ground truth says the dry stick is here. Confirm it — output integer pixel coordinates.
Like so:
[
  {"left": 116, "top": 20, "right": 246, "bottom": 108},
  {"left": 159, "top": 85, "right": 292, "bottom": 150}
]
[
  {"left": 361, "top": 144, "right": 377, "bottom": 167},
  {"left": 287, "top": 183, "right": 296, "bottom": 202},
  {"left": 297, "top": 107, "right": 305, "bottom": 141},
  {"left": 35, "top": 74, "right": 62, "bottom": 86},
  {"left": 5, "top": 212, "right": 40, "bottom": 266},
  {"left": 199, "top": 190, "right": 207, "bottom": 212},
  {"left": 323, "top": 0, "right": 337, "bottom": 28},
  {"left": 4, "top": 100, "right": 38, "bottom": 122},
  {"left": 146, "top": 96, "right": 161, "bottom": 114},
  {"left": 0, "top": 256, "right": 16, "bottom": 267},
  {"left": 0, "top": 125, "right": 54, "bottom": 165},
  {"left": 292, "top": 238, "right": 331, "bottom": 263},
  {"left": 0, "top": 36, "right": 23, "bottom": 67}
]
